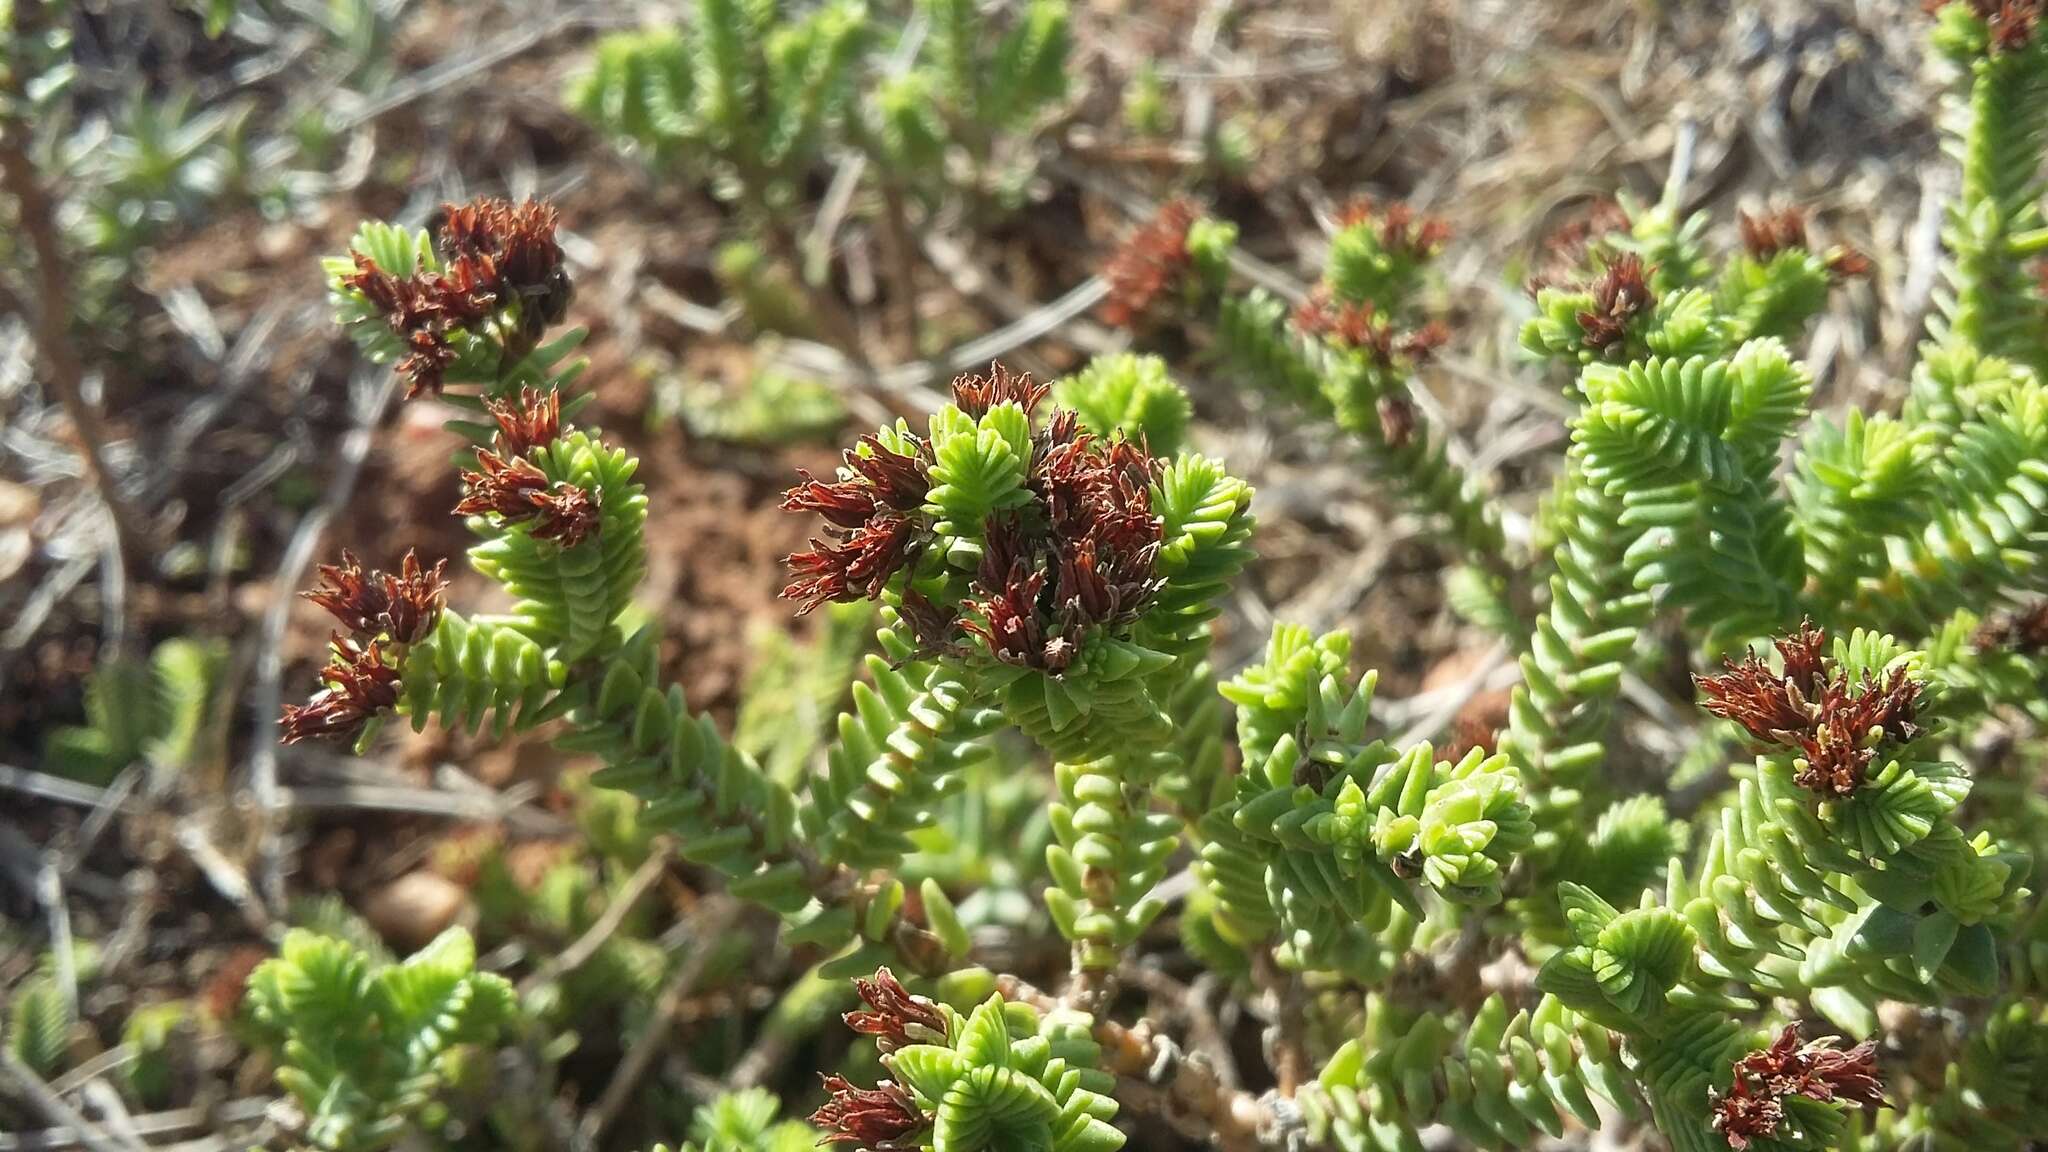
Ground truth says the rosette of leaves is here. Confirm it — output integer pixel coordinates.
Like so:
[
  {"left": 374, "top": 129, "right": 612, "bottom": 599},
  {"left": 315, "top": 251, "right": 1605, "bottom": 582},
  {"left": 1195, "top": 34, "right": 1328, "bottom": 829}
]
[
  {"left": 1196, "top": 624, "right": 1531, "bottom": 981},
  {"left": 866, "top": 994, "right": 1122, "bottom": 1152},
  {"left": 243, "top": 928, "right": 516, "bottom": 1152},
  {"left": 657, "top": 1088, "right": 817, "bottom": 1152},
  {"left": 779, "top": 363, "right": 1253, "bottom": 974}
]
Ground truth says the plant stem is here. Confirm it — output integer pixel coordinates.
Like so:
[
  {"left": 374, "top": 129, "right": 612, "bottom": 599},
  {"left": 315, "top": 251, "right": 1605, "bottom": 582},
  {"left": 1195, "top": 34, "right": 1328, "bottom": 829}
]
[
  {"left": 876, "top": 178, "right": 925, "bottom": 357},
  {"left": 0, "top": 117, "right": 149, "bottom": 563},
  {"left": 757, "top": 210, "right": 873, "bottom": 371}
]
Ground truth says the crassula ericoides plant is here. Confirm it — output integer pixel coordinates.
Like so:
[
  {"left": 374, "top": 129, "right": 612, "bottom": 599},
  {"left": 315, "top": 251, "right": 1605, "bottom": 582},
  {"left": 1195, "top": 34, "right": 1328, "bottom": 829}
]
[{"left": 255, "top": 6, "right": 2048, "bottom": 1151}]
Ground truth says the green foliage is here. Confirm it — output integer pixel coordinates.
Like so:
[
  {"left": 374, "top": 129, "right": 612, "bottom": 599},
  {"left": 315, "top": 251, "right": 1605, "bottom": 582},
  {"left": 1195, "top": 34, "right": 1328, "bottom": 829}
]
[
  {"left": 1205, "top": 244, "right": 1518, "bottom": 628},
  {"left": 466, "top": 430, "right": 649, "bottom": 661},
  {"left": 1309, "top": 991, "right": 1638, "bottom": 1152},
  {"left": 398, "top": 611, "right": 567, "bottom": 739},
  {"left": 5, "top": 973, "right": 71, "bottom": 1078},
  {"left": 569, "top": 2, "right": 867, "bottom": 208},
  {"left": 674, "top": 370, "right": 848, "bottom": 445},
  {"left": 121, "top": 1001, "right": 191, "bottom": 1107},
  {"left": 882, "top": 995, "right": 1122, "bottom": 1152},
  {"left": 41, "top": 637, "right": 224, "bottom": 785},
  {"left": 294, "top": 10, "right": 2048, "bottom": 1140},
  {"left": 1052, "top": 353, "right": 1192, "bottom": 457},
  {"left": 244, "top": 927, "right": 516, "bottom": 1152},
  {"left": 673, "top": 1089, "right": 816, "bottom": 1152},
  {"left": 733, "top": 600, "right": 877, "bottom": 784},
  {"left": 802, "top": 615, "right": 1004, "bottom": 876}
]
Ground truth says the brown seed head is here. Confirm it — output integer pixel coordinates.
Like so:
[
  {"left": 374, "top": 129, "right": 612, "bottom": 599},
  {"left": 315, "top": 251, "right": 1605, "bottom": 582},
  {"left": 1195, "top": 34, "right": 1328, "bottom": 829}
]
[
  {"left": 811, "top": 1075, "right": 929, "bottom": 1151},
  {"left": 1100, "top": 198, "right": 1199, "bottom": 329},
  {"left": 1695, "top": 621, "right": 1923, "bottom": 800},
  {"left": 455, "top": 449, "right": 601, "bottom": 548},
  {"left": 952, "top": 362, "right": 1053, "bottom": 420},
  {"left": 1336, "top": 198, "right": 1453, "bottom": 261},
  {"left": 434, "top": 197, "right": 572, "bottom": 332},
  {"left": 782, "top": 517, "right": 919, "bottom": 616},
  {"left": 1293, "top": 289, "right": 1448, "bottom": 369},
  {"left": 845, "top": 968, "right": 949, "bottom": 1052},
  {"left": 1971, "top": 599, "right": 2048, "bottom": 653},
  {"left": 303, "top": 549, "right": 448, "bottom": 645},
  {"left": 1739, "top": 207, "right": 1811, "bottom": 262},
  {"left": 280, "top": 638, "right": 403, "bottom": 745},
  {"left": 485, "top": 386, "right": 562, "bottom": 457},
  {"left": 1577, "top": 253, "right": 1652, "bottom": 356},
  {"left": 1711, "top": 1024, "right": 1883, "bottom": 1150}
]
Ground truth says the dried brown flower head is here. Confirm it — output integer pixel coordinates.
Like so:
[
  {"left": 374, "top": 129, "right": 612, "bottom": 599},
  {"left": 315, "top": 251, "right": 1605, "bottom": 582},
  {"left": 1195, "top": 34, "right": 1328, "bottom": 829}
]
[
  {"left": 952, "top": 362, "right": 1053, "bottom": 419},
  {"left": 342, "top": 197, "right": 571, "bottom": 398},
  {"left": 1694, "top": 622, "right": 1923, "bottom": 799},
  {"left": 961, "top": 423, "right": 1163, "bottom": 673},
  {"left": 782, "top": 364, "right": 1164, "bottom": 667},
  {"left": 1971, "top": 599, "right": 2048, "bottom": 653},
  {"left": 1336, "top": 198, "right": 1453, "bottom": 263},
  {"left": 485, "top": 386, "right": 562, "bottom": 457},
  {"left": 1711, "top": 1024, "right": 1883, "bottom": 1150},
  {"left": 1100, "top": 198, "right": 1199, "bottom": 329},
  {"left": 784, "top": 516, "right": 920, "bottom": 616},
  {"left": 1739, "top": 207, "right": 1870, "bottom": 282},
  {"left": 341, "top": 252, "right": 496, "bottom": 398},
  {"left": 811, "top": 1075, "right": 929, "bottom": 1151},
  {"left": 1739, "top": 208, "right": 1811, "bottom": 262},
  {"left": 1292, "top": 289, "right": 1450, "bottom": 369},
  {"left": 1577, "top": 253, "right": 1653, "bottom": 356},
  {"left": 964, "top": 560, "right": 1065, "bottom": 671},
  {"left": 1924, "top": 0, "right": 2042, "bottom": 51},
  {"left": 780, "top": 432, "right": 933, "bottom": 614},
  {"left": 455, "top": 449, "right": 601, "bottom": 549},
  {"left": 845, "top": 968, "right": 949, "bottom": 1052},
  {"left": 280, "top": 638, "right": 403, "bottom": 745},
  {"left": 434, "top": 197, "right": 573, "bottom": 338},
  {"left": 303, "top": 549, "right": 448, "bottom": 645},
  {"left": 1530, "top": 197, "right": 1633, "bottom": 291}
]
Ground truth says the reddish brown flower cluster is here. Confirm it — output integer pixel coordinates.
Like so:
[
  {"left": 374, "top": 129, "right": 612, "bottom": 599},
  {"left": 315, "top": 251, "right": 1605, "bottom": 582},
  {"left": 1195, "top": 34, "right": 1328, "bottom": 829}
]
[
  {"left": 1694, "top": 622, "right": 1923, "bottom": 799},
  {"left": 455, "top": 450, "right": 601, "bottom": 549},
  {"left": 811, "top": 1075, "right": 928, "bottom": 1151},
  {"left": 781, "top": 366, "right": 1165, "bottom": 672},
  {"left": 1577, "top": 253, "right": 1654, "bottom": 357},
  {"left": 1738, "top": 208, "right": 1871, "bottom": 281},
  {"left": 1335, "top": 198, "right": 1452, "bottom": 264},
  {"left": 341, "top": 197, "right": 569, "bottom": 398},
  {"left": 962, "top": 401, "right": 1162, "bottom": 674},
  {"left": 279, "top": 638, "right": 404, "bottom": 745},
  {"left": 1100, "top": 198, "right": 1199, "bottom": 329},
  {"left": 1927, "top": 0, "right": 2043, "bottom": 53},
  {"left": 781, "top": 429, "right": 934, "bottom": 615},
  {"left": 434, "top": 198, "right": 572, "bottom": 337},
  {"left": 342, "top": 254, "right": 495, "bottom": 399},
  {"left": 1972, "top": 598, "right": 2048, "bottom": 653},
  {"left": 845, "top": 968, "right": 949, "bottom": 1053},
  {"left": 303, "top": 549, "right": 449, "bottom": 646},
  {"left": 1710, "top": 1025, "right": 1883, "bottom": 1151},
  {"left": 1292, "top": 288, "right": 1450, "bottom": 369},
  {"left": 1530, "top": 197, "right": 1632, "bottom": 291},
  {"left": 484, "top": 386, "right": 562, "bottom": 457},
  {"left": 951, "top": 361, "right": 1052, "bottom": 419}
]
